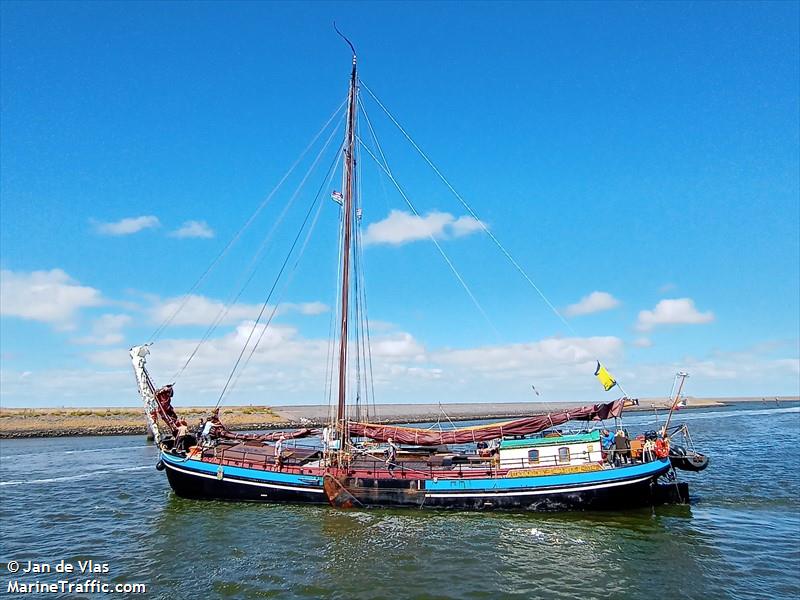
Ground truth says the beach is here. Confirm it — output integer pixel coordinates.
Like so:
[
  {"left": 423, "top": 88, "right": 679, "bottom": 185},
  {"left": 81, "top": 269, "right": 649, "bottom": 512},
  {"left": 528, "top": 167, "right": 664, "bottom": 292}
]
[{"left": 1, "top": 396, "right": 795, "bottom": 438}]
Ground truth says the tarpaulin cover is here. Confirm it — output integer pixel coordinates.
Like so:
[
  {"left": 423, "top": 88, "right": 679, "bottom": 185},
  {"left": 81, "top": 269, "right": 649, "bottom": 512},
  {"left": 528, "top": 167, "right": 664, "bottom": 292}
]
[
  {"left": 347, "top": 399, "right": 625, "bottom": 445},
  {"left": 214, "top": 425, "right": 316, "bottom": 442}
]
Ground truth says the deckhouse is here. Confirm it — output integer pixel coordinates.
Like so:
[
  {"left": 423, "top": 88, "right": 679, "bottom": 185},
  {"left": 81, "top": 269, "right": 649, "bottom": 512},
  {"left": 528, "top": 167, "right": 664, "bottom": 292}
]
[{"left": 498, "top": 431, "right": 603, "bottom": 471}]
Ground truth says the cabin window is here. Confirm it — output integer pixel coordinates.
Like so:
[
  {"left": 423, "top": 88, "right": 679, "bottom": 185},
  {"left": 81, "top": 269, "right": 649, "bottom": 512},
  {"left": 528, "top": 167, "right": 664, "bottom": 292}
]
[
  {"left": 558, "top": 447, "right": 571, "bottom": 464},
  {"left": 527, "top": 449, "right": 540, "bottom": 464}
]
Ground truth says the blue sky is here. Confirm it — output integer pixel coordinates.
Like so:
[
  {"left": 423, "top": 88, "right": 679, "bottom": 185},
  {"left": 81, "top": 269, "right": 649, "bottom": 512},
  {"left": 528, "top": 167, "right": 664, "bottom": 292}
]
[{"left": 1, "top": 1, "right": 798, "bottom": 408}]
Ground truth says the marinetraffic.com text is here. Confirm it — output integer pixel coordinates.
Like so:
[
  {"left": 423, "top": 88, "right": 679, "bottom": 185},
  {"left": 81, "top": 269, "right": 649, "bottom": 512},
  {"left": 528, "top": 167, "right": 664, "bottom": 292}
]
[{"left": 5, "top": 559, "right": 147, "bottom": 595}]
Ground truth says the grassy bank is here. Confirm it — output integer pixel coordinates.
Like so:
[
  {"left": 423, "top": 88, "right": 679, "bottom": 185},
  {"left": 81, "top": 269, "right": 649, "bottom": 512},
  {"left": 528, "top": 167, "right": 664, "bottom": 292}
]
[{"left": 0, "top": 406, "right": 283, "bottom": 438}]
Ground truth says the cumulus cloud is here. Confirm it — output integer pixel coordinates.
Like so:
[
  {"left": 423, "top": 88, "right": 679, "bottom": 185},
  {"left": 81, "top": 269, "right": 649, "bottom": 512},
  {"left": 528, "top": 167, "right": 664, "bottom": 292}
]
[
  {"left": 434, "top": 336, "right": 623, "bottom": 379},
  {"left": 170, "top": 220, "right": 215, "bottom": 239},
  {"left": 0, "top": 269, "right": 104, "bottom": 329},
  {"left": 636, "top": 298, "right": 714, "bottom": 332},
  {"left": 73, "top": 314, "right": 132, "bottom": 345},
  {"left": 363, "top": 210, "right": 485, "bottom": 246},
  {"left": 148, "top": 294, "right": 328, "bottom": 327},
  {"left": 370, "top": 332, "right": 426, "bottom": 360},
  {"left": 564, "top": 291, "right": 620, "bottom": 317},
  {"left": 93, "top": 215, "right": 161, "bottom": 236},
  {"left": 4, "top": 315, "right": 798, "bottom": 406},
  {"left": 633, "top": 337, "right": 653, "bottom": 348}
]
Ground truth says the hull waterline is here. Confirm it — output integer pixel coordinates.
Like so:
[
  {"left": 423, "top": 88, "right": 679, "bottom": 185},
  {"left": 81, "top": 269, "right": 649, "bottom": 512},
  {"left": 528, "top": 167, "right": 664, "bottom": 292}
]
[{"left": 160, "top": 452, "right": 685, "bottom": 510}]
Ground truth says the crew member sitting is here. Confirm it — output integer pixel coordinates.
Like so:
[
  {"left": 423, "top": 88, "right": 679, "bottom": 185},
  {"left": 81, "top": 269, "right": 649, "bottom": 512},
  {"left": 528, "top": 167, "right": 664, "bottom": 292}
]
[{"left": 614, "top": 429, "right": 631, "bottom": 465}]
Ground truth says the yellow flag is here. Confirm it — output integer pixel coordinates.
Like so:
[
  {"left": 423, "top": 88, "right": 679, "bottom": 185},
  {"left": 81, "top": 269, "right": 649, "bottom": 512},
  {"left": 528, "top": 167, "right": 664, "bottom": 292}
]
[{"left": 594, "top": 361, "right": 617, "bottom": 391}]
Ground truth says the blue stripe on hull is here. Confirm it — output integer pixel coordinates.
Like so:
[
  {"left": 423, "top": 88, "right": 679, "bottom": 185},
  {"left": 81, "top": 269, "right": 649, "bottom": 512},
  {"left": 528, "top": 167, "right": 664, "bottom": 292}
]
[
  {"left": 161, "top": 451, "right": 323, "bottom": 488},
  {"left": 425, "top": 459, "right": 671, "bottom": 493}
]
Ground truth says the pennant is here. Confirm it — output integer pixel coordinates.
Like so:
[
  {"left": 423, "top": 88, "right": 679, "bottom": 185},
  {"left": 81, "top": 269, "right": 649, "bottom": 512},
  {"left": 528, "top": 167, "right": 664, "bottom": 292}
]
[{"left": 594, "top": 361, "right": 617, "bottom": 391}]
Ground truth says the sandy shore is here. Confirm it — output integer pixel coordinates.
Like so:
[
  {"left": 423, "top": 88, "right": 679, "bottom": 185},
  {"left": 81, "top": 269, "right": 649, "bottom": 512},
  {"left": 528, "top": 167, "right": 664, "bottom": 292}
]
[{"left": 1, "top": 396, "right": 796, "bottom": 439}]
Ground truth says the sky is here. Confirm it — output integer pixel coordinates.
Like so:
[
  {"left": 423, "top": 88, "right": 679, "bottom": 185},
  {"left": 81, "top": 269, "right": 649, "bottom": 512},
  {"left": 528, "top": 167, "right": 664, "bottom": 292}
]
[{"left": 1, "top": 1, "right": 798, "bottom": 409}]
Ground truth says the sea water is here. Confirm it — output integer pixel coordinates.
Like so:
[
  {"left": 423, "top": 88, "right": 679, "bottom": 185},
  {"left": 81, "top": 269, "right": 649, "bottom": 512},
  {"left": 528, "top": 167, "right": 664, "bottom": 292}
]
[{"left": 1, "top": 403, "right": 798, "bottom": 599}]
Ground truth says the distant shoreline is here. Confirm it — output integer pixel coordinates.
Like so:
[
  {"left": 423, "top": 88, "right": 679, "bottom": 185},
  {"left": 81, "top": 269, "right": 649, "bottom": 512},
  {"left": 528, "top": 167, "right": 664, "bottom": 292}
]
[{"left": 0, "top": 396, "right": 796, "bottom": 439}]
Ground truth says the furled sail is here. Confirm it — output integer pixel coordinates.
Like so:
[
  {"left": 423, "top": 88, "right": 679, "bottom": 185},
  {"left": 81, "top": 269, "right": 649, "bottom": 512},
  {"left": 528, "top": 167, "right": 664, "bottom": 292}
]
[
  {"left": 347, "top": 399, "right": 626, "bottom": 445},
  {"left": 214, "top": 424, "right": 316, "bottom": 443}
]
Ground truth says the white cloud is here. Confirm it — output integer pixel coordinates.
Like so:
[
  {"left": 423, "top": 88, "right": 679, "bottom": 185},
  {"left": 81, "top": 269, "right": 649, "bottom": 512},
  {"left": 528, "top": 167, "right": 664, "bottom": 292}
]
[
  {"left": 450, "top": 215, "right": 484, "bottom": 237},
  {"left": 282, "top": 301, "right": 328, "bottom": 316},
  {"left": 564, "top": 291, "right": 620, "bottom": 317},
  {"left": 633, "top": 337, "right": 653, "bottom": 348},
  {"left": 0, "top": 269, "right": 104, "bottom": 329},
  {"left": 148, "top": 295, "right": 328, "bottom": 327},
  {"left": 73, "top": 313, "right": 132, "bottom": 345},
  {"left": 363, "top": 210, "right": 485, "bottom": 246},
  {"left": 3, "top": 317, "right": 798, "bottom": 407},
  {"left": 434, "top": 336, "right": 623, "bottom": 379},
  {"left": 170, "top": 220, "right": 215, "bottom": 239},
  {"left": 93, "top": 215, "right": 161, "bottom": 236},
  {"left": 636, "top": 298, "right": 714, "bottom": 332},
  {"left": 371, "top": 333, "right": 426, "bottom": 360}
]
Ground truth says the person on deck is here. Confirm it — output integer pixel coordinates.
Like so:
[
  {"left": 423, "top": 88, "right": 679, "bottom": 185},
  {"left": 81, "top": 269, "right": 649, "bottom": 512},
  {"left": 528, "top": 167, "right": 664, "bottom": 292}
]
[
  {"left": 385, "top": 437, "right": 399, "bottom": 475},
  {"left": 601, "top": 429, "right": 615, "bottom": 464},
  {"left": 174, "top": 420, "right": 189, "bottom": 452},
  {"left": 196, "top": 418, "right": 205, "bottom": 442},
  {"left": 200, "top": 418, "right": 214, "bottom": 445},
  {"left": 274, "top": 435, "right": 286, "bottom": 468},
  {"left": 654, "top": 436, "right": 670, "bottom": 459},
  {"left": 614, "top": 429, "right": 630, "bottom": 465}
]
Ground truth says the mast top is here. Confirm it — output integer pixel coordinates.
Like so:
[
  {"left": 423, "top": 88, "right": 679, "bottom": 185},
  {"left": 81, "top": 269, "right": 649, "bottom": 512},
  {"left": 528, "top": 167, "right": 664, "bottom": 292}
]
[{"left": 333, "top": 22, "right": 357, "bottom": 66}]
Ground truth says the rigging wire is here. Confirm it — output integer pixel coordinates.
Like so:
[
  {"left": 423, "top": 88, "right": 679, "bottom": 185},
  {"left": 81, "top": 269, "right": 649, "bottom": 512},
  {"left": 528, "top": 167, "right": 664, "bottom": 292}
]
[
  {"left": 172, "top": 118, "right": 346, "bottom": 380},
  {"left": 148, "top": 97, "right": 347, "bottom": 344},
  {"left": 226, "top": 197, "right": 328, "bottom": 400},
  {"left": 324, "top": 204, "right": 345, "bottom": 426},
  {"left": 354, "top": 124, "right": 378, "bottom": 421},
  {"left": 214, "top": 141, "right": 347, "bottom": 408},
  {"left": 359, "top": 80, "right": 579, "bottom": 337},
  {"left": 360, "top": 80, "right": 634, "bottom": 405},
  {"left": 351, "top": 118, "right": 364, "bottom": 423},
  {"left": 227, "top": 143, "right": 345, "bottom": 398},
  {"left": 356, "top": 131, "right": 501, "bottom": 339}
]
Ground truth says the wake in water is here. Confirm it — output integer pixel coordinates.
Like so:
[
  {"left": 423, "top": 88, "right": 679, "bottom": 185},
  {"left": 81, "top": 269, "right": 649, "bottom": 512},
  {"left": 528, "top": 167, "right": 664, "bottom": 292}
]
[
  {"left": 0, "top": 444, "right": 152, "bottom": 461},
  {"left": 0, "top": 465, "right": 151, "bottom": 487}
]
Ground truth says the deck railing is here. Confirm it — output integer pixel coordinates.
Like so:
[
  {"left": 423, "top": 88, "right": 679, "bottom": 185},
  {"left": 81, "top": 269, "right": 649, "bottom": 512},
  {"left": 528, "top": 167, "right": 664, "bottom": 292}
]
[{"left": 194, "top": 441, "right": 649, "bottom": 479}]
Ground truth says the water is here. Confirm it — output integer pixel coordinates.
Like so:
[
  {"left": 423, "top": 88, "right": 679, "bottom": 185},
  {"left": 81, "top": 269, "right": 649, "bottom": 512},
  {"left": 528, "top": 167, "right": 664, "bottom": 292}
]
[{"left": 1, "top": 403, "right": 798, "bottom": 599}]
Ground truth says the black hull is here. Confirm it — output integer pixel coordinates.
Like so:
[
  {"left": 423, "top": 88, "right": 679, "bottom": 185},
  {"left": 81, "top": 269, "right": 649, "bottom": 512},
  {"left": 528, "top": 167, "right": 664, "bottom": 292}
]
[
  {"left": 163, "top": 461, "right": 327, "bottom": 505},
  {"left": 423, "top": 478, "right": 688, "bottom": 511},
  {"left": 163, "top": 457, "right": 688, "bottom": 511},
  {"left": 333, "top": 474, "right": 687, "bottom": 511}
]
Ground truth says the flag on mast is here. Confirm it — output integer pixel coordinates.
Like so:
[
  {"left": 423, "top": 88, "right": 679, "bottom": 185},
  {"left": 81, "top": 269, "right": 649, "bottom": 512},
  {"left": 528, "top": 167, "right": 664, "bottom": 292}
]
[{"left": 594, "top": 361, "right": 617, "bottom": 391}]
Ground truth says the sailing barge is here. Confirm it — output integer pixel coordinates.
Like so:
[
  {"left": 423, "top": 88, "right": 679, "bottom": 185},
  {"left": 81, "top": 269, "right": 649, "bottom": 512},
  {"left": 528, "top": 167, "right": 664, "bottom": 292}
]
[{"left": 131, "top": 40, "right": 707, "bottom": 511}]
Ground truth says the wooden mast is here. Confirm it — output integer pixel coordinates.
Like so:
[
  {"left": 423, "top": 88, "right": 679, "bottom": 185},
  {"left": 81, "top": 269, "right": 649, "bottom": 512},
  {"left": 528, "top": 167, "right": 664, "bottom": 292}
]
[{"left": 335, "top": 43, "right": 358, "bottom": 459}]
